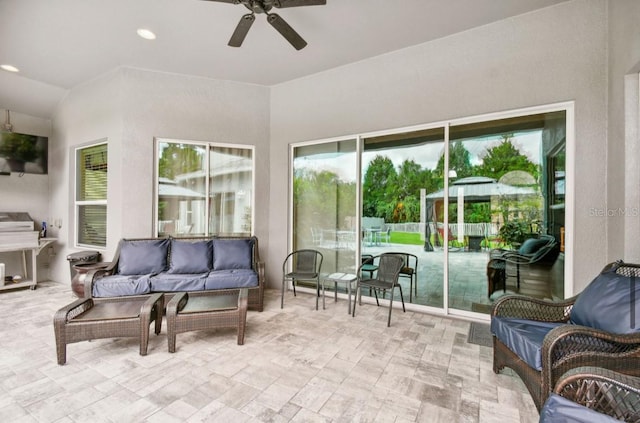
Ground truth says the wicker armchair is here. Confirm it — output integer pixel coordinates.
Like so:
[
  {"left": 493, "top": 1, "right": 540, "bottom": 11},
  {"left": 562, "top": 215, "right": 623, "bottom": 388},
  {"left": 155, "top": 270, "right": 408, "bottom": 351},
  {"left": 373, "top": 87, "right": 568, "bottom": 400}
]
[
  {"left": 491, "top": 261, "right": 640, "bottom": 411},
  {"left": 487, "top": 234, "right": 558, "bottom": 297},
  {"left": 540, "top": 367, "right": 640, "bottom": 422}
]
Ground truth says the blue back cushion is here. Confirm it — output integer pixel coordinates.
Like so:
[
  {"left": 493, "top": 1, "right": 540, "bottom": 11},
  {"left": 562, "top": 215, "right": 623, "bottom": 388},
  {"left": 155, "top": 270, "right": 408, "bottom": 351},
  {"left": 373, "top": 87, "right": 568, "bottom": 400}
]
[
  {"left": 212, "top": 238, "right": 254, "bottom": 270},
  {"left": 518, "top": 238, "right": 548, "bottom": 255},
  {"left": 570, "top": 265, "right": 640, "bottom": 334},
  {"left": 168, "top": 240, "right": 212, "bottom": 274},
  {"left": 118, "top": 239, "right": 169, "bottom": 275}
]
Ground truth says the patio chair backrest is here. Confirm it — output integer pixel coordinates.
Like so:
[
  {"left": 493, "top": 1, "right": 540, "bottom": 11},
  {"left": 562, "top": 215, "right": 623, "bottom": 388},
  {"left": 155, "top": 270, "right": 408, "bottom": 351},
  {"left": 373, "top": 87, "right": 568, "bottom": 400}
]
[
  {"left": 293, "top": 250, "right": 320, "bottom": 274},
  {"left": 376, "top": 254, "right": 404, "bottom": 285}
]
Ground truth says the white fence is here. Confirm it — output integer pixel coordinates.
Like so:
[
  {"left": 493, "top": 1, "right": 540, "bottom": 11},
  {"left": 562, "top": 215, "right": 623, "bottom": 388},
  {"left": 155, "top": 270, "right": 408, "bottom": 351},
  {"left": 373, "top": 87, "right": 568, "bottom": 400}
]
[{"left": 385, "top": 222, "right": 500, "bottom": 238}]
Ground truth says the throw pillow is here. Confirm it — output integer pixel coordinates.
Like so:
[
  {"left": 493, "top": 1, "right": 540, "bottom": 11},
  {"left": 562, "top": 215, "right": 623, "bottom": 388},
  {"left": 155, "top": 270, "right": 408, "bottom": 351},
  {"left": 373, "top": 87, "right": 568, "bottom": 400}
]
[
  {"left": 118, "top": 239, "right": 169, "bottom": 275},
  {"left": 212, "top": 238, "right": 253, "bottom": 270},
  {"left": 168, "top": 240, "right": 212, "bottom": 274}
]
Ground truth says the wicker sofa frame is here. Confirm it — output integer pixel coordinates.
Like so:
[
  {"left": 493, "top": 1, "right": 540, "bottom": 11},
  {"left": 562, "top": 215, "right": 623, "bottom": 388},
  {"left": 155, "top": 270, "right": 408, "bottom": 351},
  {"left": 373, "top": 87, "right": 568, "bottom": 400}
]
[
  {"left": 551, "top": 366, "right": 640, "bottom": 422},
  {"left": 492, "top": 261, "right": 640, "bottom": 411},
  {"left": 85, "top": 235, "right": 264, "bottom": 312}
]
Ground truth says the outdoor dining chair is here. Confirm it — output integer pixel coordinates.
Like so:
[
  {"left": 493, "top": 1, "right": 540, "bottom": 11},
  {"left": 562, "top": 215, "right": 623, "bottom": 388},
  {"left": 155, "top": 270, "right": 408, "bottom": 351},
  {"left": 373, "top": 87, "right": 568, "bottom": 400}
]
[
  {"left": 387, "top": 252, "right": 418, "bottom": 303},
  {"left": 281, "top": 249, "right": 323, "bottom": 309},
  {"left": 352, "top": 253, "right": 405, "bottom": 327}
]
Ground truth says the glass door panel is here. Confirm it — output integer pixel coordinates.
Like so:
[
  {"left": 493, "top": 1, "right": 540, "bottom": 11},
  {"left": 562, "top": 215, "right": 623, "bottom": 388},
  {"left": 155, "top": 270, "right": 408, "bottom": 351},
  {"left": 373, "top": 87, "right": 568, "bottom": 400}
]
[
  {"left": 362, "top": 127, "right": 445, "bottom": 309},
  {"left": 447, "top": 111, "right": 566, "bottom": 313},
  {"left": 292, "top": 139, "right": 358, "bottom": 277}
]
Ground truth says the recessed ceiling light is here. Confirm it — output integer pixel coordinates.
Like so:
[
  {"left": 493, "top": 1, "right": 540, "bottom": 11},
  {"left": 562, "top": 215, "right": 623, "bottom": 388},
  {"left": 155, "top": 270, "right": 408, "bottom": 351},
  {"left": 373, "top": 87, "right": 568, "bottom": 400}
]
[
  {"left": 0, "top": 64, "right": 19, "bottom": 73},
  {"left": 137, "top": 28, "right": 156, "bottom": 40}
]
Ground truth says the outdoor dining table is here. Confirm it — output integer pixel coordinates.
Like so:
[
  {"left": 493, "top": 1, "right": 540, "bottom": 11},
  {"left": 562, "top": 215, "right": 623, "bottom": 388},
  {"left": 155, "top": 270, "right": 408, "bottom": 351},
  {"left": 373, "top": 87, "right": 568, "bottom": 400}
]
[{"left": 365, "top": 227, "right": 381, "bottom": 246}]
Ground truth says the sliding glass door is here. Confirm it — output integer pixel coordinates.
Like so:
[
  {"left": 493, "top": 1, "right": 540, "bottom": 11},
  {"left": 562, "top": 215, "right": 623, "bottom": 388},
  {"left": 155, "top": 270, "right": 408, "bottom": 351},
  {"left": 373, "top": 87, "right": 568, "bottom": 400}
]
[
  {"left": 289, "top": 104, "right": 570, "bottom": 316},
  {"left": 446, "top": 111, "right": 566, "bottom": 314},
  {"left": 362, "top": 127, "right": 445, "bottom": 309}
]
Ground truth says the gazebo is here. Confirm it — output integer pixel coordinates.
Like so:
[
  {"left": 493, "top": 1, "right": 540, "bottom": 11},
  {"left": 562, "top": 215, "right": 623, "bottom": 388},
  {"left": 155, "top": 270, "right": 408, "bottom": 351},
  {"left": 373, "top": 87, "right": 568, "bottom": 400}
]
[{"left": 424, "top": 176, "right": 536, "bottom": 250}]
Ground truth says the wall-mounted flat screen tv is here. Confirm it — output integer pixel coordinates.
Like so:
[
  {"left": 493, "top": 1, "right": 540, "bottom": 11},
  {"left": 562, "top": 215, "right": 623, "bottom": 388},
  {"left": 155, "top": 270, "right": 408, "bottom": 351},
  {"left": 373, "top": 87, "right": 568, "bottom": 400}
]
[{"left": 0, "top": 131, "right": 48, "bottom": 174}]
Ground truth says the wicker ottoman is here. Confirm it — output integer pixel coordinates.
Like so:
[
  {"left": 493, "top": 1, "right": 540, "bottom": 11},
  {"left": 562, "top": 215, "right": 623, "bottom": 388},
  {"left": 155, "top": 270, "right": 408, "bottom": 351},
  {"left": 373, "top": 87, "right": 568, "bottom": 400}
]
[
  {"left": 53, "top": 293, "right": 164, "bottom": 365},
  {"left": 166, "top": 288, "right": 248, "bottom": 353}
]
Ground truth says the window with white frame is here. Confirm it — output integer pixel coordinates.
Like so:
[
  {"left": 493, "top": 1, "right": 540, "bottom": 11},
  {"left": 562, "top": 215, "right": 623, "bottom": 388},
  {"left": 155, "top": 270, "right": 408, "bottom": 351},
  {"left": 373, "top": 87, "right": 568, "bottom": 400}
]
[
  {"left": 155, "top": 139, "right": 254, "bottom": 237},
  {"left": 75, "top": 142, "right": 107, "bottom": 248}
]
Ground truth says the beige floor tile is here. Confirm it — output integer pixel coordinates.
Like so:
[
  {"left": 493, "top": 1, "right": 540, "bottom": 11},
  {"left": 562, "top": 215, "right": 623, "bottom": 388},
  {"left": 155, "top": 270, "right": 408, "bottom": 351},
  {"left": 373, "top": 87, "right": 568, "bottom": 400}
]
[{"left": 0, "top": 283, "right": 538, "bottom": 422}]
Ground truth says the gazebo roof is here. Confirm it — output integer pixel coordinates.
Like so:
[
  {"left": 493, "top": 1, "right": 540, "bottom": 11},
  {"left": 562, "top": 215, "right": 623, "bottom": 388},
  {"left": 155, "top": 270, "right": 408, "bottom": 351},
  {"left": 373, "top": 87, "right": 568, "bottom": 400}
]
[{"left": 426, "top": 176, "right": 536, "bottom": 202}]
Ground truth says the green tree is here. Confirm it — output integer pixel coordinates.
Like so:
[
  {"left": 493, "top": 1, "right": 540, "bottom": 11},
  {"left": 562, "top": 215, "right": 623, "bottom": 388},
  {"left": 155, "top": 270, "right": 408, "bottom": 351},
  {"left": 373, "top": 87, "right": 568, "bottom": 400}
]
[
  {"left": 478, "top": 135, "right": 538, "bottom": 181},
  {"left": 293, "top": 168, "right": 356, "bottom": 243},
  {"left": 390, "top": 159, "right": 436, "bottom": 222},
  {"left": 158, "top": 143, "right": 202, "bottom": 180},
  {"left": 435, "top": 141, "right": 473, "bottom": 185},
  {"left": 363, "top": 155, "right": 397, "bottom": 218}
]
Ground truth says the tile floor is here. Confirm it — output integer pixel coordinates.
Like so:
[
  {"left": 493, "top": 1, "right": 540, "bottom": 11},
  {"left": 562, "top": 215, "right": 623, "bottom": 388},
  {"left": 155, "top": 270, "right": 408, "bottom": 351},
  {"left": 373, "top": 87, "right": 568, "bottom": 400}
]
[{"left": 0, "top": 282, "right": 539, "bottom": 422}]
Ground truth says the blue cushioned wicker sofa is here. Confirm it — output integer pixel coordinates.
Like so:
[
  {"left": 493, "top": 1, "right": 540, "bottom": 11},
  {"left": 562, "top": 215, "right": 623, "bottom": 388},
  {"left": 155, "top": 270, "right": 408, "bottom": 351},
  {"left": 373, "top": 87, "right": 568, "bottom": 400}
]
[{"left": 84, "top": 236, "right": 264, "bottom": 311}]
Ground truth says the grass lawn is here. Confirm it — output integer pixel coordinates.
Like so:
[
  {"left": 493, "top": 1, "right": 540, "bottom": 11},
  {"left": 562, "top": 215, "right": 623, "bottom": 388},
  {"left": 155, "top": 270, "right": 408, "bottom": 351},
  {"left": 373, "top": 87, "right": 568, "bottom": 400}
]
[
  {"left": 389, "top": 232, "right": 424, "bottom": 246},
  {"left": 390, "top": 231, "right": 504, "bottom": 249}
]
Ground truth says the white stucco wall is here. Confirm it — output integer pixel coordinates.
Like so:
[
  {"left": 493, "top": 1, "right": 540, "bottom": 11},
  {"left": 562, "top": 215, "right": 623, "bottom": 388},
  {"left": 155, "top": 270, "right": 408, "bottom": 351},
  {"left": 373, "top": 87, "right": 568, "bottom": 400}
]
[
  {"left": 269, "top": 0, "right": 609, "bottom": 293},
  {"left": 608, "top": 0, "right": 640, "bottom": 263},
  {"left": 48, "top": 68, "right": 270, "bottom": 285},
  {"left": 49, "top": 70, "right": 124, "bottom": 284}
]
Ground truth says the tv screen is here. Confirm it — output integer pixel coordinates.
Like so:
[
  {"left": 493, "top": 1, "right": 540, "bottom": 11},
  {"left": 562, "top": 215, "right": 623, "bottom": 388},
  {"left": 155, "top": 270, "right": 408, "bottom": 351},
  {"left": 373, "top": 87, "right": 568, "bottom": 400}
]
[{"left": 0, "top": 131, "right": 48, "bottom": 174}]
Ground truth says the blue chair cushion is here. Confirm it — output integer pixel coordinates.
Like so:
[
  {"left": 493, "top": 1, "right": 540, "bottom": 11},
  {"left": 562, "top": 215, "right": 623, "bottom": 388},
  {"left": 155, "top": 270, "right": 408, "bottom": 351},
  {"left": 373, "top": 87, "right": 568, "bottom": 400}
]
[
  {"left": 212, "top": 238, "right": 253, "bottom": 270},
  {"left": 491, "top": 317, "right": 564, "bottom": 370},
  {"left": 149, "top": 272, "right": 207, "bottom": 292},
  {"left": 570, "top": 265, "right": 640, "bottom": 334},
  {"left": 204, "top": 269, "right": 258, "bottom": 290},
  {"left": 168, "top": 240, "right": 212, "bottom": 274},
  {"left": 118, "top": 239, "right": 169, "bottom": 275},
  {"left": 518, "top": 237, "right": 548, "bottom": 255},
  {"left": 539, "top": 393, "right": 622, "bottom": 423},
  {"left": 92, "top": 274, "right": 152, "bottom": 297}
]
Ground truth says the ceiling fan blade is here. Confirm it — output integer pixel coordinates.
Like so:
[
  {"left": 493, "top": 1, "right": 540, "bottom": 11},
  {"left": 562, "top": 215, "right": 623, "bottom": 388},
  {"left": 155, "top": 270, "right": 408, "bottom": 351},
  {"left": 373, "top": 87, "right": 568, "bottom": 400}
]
[
  {"left": 228, "top": 13, "right": 255, "bottom": 47},
  {"left": 200, "top": 0, "right": 241, "bottom": 4},
  {"left": 272, "top": 0, "right": 326, "bottom": 8},
  {"left": 267, "top": 13, "right": 307, "bottom": 50}
]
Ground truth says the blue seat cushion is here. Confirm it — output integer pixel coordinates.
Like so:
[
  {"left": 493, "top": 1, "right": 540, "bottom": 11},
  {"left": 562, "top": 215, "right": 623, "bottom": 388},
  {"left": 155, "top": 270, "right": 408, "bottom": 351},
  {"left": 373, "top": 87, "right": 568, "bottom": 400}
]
[
  {"left": 540, "top": 393, "right": 622, "bottom": 423},
  {"left": 570, "top": 265, "right": 640, "bottom": 334},
  {"left": 92, "top": 274, "right": 152, "bottom": 297},
  {"left": 491, "top": 317, "right": 564, "bottom": 370},
  {"left": 118, "top": 239, "right": 169, "bottom": 275},
  {"left": 204, "top": 269, "right": 258, "bottom": 290},
  {"left": 168, "top": 240, "right": 212, "bottom": 274},
  {"left": 149, "top": 272, "right": 207, "bottom": 292},
  {"left": 212, "top": 238, "right": 253, "bottom": 270}
]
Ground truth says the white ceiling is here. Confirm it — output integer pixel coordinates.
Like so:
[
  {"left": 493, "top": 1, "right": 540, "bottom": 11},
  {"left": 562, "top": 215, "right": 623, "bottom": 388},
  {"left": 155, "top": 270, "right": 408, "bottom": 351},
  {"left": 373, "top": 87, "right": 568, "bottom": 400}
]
[{"left": 0, "top": 0, "right": 569, "bottom": 116}]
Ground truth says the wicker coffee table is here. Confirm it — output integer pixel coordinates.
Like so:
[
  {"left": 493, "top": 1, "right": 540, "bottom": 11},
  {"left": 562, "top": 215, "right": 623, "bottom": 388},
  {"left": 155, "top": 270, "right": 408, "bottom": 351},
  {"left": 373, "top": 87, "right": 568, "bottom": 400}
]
[
  {"left": 53, "top": 293, "right": 164, "bottom": 365},
  {"left": 166, "top": 288, "right": 248, "bottom": 353}
]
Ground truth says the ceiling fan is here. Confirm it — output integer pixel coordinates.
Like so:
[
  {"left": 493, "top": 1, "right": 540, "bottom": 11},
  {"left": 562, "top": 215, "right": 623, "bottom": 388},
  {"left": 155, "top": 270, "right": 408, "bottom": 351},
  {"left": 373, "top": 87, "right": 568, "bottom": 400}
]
[{"left": 202, "top": 0, "right": 326, "bottom": 50}]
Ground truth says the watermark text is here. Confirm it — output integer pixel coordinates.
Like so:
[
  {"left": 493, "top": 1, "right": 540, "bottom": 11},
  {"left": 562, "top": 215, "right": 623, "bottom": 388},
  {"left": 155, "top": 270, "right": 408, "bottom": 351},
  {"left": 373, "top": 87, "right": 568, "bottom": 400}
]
[{"left": 589, "top": 207, "right": 639, "bottom": 217}]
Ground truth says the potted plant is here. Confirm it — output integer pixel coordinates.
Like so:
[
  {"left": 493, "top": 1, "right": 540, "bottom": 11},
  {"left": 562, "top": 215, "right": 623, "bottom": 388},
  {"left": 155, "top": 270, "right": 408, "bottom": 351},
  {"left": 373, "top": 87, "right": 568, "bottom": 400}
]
[
  {"left": 0, "top": 132, "right": 39, "bottom": 173},
  {"left": 498, "top": 220, "right": 530, "bottom": 249}
]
